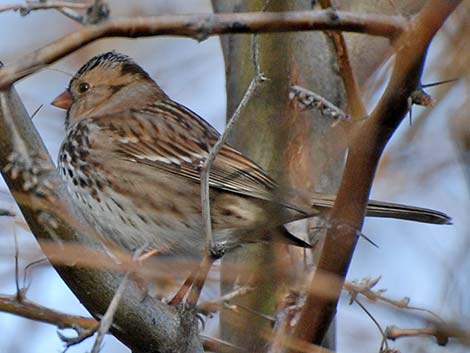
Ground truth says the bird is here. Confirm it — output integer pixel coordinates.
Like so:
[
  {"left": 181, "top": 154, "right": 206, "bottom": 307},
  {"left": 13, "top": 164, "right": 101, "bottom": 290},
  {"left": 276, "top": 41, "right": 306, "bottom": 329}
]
[{"left": 51, "top": 51, "right": 450, "bottom": 268}]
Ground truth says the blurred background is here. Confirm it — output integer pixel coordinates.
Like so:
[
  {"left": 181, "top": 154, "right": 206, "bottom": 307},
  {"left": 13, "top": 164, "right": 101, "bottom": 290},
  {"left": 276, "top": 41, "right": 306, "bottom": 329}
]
[{"left": 0, "top": 1, "right": 468, "bottom": 352}]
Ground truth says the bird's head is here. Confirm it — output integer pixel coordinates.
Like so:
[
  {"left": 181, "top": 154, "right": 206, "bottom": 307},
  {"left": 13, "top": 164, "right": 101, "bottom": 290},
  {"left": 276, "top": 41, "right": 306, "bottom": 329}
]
[{"left": 51, "top": 51, "right": 167, "bottom": 128}]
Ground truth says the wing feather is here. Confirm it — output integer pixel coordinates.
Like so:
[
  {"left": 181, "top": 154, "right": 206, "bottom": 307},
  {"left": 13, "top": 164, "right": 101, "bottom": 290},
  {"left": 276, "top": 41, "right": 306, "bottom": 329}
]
[{"left": 95, "top": 99, "right": 278, "bottom": 201}]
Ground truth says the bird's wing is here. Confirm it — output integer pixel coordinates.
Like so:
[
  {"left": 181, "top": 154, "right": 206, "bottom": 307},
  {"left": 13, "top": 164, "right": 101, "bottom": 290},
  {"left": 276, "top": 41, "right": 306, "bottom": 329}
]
[{"left": 94, "top": 99, "right": 278, "bottom": 202}]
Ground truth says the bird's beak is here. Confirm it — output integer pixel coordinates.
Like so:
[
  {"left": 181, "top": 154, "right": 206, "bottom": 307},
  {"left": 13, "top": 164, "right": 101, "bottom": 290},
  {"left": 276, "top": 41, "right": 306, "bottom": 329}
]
[{"left": 51, "top": 90, "right": 73, "bottom": 110}]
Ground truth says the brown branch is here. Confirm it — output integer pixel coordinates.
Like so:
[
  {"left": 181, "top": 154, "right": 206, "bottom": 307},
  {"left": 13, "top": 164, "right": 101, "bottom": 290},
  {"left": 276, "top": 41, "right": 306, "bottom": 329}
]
[
  {"left": 0, "top": 293, "right": 98, "bottom": 331},
  {"left": 386, "top": 323, "right": 470, "bottom": 347},
  {"left": 0, "top": 10, "right": 406, "bottom": 89},
  {"left": 0, "top": 0, "right": 110, "bottom": 24},
  {"left": 344, "top": 277, "right": 443, "bottom": 321},
  {"left": 0, "top": 1, "right": 91, "bottom": 14},
  {"left": 290, "top": 0, "right": 462, "bottom": 349},
  {"left": 319, "top": 0, "right": 367, "bottom": 119},
  {"left": 0, "top": 75, "right": 203, "bottom": 352},
  {"left": 197, "top": 286, "right": 254, "bottom": 315},
  {"left": 385, "top": 324, "right": 465, "bottom": 346}
]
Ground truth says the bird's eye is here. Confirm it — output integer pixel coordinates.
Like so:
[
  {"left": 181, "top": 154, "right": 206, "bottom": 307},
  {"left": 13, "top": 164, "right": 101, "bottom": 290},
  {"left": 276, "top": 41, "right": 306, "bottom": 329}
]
[{"left": 78, "top": 82, "right": 90, "bottom": 93}]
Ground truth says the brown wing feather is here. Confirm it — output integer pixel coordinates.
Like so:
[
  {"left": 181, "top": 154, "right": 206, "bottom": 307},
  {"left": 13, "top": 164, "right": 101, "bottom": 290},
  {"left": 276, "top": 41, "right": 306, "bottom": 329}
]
[{"left": 95, "top": 99, "right": 278, "bottom": 202}]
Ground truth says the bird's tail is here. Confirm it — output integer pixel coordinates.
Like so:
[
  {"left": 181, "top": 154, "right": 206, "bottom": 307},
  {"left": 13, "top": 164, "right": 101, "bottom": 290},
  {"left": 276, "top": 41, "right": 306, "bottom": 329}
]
[{"left": 310, "top": 194, "right": 451, "bottom": 225}]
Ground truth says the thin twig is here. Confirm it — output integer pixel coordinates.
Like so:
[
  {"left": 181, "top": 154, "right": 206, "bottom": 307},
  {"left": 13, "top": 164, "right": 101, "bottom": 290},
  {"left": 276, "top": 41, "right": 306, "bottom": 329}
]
[
  {"left": 353, "top": 298, "right": 389, "bottom": 351},
  {"left": 13, "top": 224, "right": 21, "bottom": 297},
  {"left": 0, "top": 1, "right": 91, "bottom": 14},
  {"left": 384, "top": 324, "right": 470, "bottom": 346},
  {"left": 90, "top": 247, "right": 144, "bottom": 353},
  {"left": 54, "top": 7, "right": 84, "bottom": 23},
  {"left": 90, "top": 274, "right": 130, "bottom": 353},
  {"left": 23, "top": 257, "right": 48, "bottom": 293},
  {"left": 200, "top": 37, "right": 265, "bottom": 252},
  {"left": 197, "top": 286, "right": 254, "bottom": 315},
  {"left": 191, "top": 19, "right": 266, "bottom": 306},
  {"left": 0, "top": 294, "right": 97, "bottom": 331},
  {"left": 234, "top": 303, "right": 276, "bottom": 323},
  {"left": 345, "top": 277, "right": 443, "bottom": 322},
  {"left": 319, "top": 0, "right": 367, "bottom": 119}
]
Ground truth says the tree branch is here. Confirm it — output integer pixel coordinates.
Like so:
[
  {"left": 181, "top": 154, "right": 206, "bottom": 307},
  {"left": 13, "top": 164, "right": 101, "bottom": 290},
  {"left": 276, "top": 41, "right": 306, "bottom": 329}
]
[
  {"left": 290, "top": 0, "right": 462, "bottom": 348},
  {"left": 0, "top": 10, "right": 406, "bottom": 89},
  {"left": 319, "top": 0, "right": 367, "bottom": 119},
  {"left": 0, "top": 77, "right": 203, "bottom": 352},
  {"left": 0, "top": 293, "right": 97, "bottom": 331},
  {"left": 386, "top": 324, "right": 470, "bottom": 346},
  {"left": 0, "top": 1, "right": 91, "bottom": 14}
]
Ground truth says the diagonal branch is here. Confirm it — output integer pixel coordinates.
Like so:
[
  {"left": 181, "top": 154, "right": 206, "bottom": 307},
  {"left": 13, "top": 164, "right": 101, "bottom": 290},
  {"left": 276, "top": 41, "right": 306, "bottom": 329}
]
[
  {"left": 0, "top": 76, "right": 203, "bottom": 352},
  {"left": 0, "top": 293, "right": 97, "bottom": 331},
  {"left": 290, "top": 0, "right": 462, "bottom": 348}
]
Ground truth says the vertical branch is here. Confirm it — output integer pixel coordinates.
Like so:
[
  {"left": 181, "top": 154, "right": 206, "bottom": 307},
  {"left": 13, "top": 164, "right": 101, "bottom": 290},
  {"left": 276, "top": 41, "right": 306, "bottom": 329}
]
[
  {"left": 319, "top": 0, "right": 367, "bottom": 119},
  {"left": 291, "top": 0, "right": 461, "bottom": 347},
  {"left": 200, "top": 60, "right": 265, "bottom": 252},
  {"left": 200, "top": 2, "right": 268, "bottom": 253}
]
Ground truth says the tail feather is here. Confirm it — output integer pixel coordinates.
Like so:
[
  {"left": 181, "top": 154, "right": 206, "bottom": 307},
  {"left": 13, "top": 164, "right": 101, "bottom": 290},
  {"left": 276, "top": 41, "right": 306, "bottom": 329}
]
[
  {"left": 311, "top": 194, "right": 451, "bottom": 225},
  {"left": 364, "top": 200, "right": 451, "bottom": 224}
]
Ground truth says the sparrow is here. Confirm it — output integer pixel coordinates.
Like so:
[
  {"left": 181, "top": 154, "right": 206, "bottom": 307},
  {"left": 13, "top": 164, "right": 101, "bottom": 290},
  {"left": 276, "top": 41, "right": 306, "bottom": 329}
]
[{"left": 51, "top": 51, "right": 450, "bottom": 262}]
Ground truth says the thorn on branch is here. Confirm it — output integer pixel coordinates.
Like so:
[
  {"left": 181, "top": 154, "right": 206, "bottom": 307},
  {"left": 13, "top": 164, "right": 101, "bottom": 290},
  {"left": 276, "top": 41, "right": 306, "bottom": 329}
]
[
  {"left": 409, "top": 78, "right": 458, "bottom": 109},
  {"left": 410, "top": 88, "right": 435, "bottom": 107},
  {"left": 84, "top": 0, "right": 110, "bottom": 25},
  {"left": 0, "top": 208, "right": 15, "bottom": 216},
  {"left": 326, "top": 7, "right": 339, "bottom": 21},
  {"left": 193, "top": 17, "right": 212, "bottom": 42},
  {"left": 422, "top": 78, "right": 458, "bottom": 89}
]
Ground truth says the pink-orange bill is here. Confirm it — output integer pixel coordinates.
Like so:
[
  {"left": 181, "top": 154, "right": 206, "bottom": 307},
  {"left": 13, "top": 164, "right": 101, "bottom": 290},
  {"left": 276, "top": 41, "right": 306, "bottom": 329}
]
[{"left": 51, "top": 90, "right": 72, "bottom": 110}]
